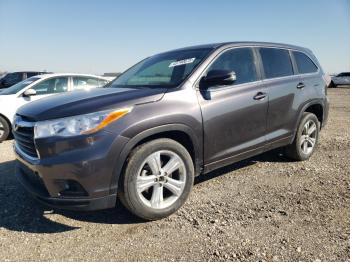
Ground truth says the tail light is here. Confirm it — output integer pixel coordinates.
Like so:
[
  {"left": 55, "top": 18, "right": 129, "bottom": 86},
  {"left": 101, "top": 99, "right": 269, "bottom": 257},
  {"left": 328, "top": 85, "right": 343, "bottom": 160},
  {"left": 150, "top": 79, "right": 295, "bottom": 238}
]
[
  {"left": 323, "top": 74, "right": 331, "bottom": 87},
  {"left": 322, "top": 74, "right": 330, "bottom": 95}
]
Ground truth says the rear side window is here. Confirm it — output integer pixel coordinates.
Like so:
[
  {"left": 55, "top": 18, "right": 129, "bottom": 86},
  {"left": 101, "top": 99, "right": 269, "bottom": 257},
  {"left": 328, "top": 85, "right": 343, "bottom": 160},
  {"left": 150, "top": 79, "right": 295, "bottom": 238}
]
[
  {"left": 207, "top": 48, "right": 258, "bottom": 85},
  {"left": 259, "top": 48, "right": 294, "bottom": 79},
  {"left": 72, "top": 77, "right": 101, "bottom": 90},
  {"left": 98, "top": 79, "right": 109, "bottom": 87},
  {"left": 293, "top": 51, "right": 318, "bottom": 74}
]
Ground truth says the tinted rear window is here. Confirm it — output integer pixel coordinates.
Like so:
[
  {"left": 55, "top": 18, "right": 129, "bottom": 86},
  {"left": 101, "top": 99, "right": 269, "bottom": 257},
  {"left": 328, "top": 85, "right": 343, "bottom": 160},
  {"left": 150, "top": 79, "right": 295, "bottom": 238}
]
[
  {"left": 293, "top": 51, "right": 318, "bottom": 74},
  {"left": 338, "top": 72, "right": 350, "bottom": 77},
  {"left": 259, "top": 48, "right": 294, "bottom": 79},
  {"left": 27, "top": 72, "right": 40, "bottom": 78}
]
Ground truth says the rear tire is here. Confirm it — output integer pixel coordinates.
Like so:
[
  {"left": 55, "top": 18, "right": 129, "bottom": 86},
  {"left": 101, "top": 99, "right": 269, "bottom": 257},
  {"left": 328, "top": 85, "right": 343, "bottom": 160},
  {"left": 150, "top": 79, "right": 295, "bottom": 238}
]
[
  {"left": 0, "top": 116, "right": 10, "bottom": 142},
  {"left": 285, "top": 112, "right": 320, "bottom": 161},
  {"left": 118, "top": 138, "right": 194, "bottom": 220}
]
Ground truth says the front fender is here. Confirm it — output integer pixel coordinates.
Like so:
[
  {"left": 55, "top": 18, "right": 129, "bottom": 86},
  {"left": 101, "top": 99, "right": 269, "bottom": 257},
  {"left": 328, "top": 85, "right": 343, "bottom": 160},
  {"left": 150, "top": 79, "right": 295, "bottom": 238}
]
[{"left": 109, "top": 123, "right": 202, "bottom": 194}]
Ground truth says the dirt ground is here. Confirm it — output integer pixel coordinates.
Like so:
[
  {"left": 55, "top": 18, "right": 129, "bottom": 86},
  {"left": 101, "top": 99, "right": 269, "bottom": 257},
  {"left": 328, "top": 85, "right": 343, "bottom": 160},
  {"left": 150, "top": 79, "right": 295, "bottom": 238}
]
[{"left": 0, "top": 88, "right": 349, "bottom": 262}]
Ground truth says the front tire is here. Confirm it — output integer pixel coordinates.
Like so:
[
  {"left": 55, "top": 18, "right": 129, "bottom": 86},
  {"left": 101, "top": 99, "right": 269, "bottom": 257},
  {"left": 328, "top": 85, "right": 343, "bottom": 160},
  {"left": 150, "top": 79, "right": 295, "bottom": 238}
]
[
  {"left": 285, "top": 112, "right": 320, "bottom": 161},
  {"left": 0, "top": 116, "right": 10, "bottom": 142},
  {"left": 118, "top": 138, "right": 194, "bottom": 220}
]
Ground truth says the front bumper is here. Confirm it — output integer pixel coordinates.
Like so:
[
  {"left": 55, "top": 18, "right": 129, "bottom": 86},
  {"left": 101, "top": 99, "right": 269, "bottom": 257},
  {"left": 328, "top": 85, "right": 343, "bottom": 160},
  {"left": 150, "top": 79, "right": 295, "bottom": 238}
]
[
  {"left": 14, "top": 131, "right": 129, "bottom": 211},
  {"left": 15, "top": 161, "right": 117, "bottom": 210}
]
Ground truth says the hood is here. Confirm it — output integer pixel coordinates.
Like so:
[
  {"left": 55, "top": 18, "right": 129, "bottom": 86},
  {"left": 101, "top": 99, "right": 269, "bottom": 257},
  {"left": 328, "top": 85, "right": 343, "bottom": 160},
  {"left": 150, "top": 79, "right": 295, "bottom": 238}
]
[{"left": 17, "top": 87, "right": 167, "bottom": 121}]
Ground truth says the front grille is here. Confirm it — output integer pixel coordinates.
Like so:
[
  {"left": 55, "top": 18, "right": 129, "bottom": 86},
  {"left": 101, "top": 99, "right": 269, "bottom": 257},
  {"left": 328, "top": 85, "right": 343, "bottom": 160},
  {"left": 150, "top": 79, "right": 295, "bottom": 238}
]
[{"left": 13, "top": 120, "right": 38, "bottom": 158}]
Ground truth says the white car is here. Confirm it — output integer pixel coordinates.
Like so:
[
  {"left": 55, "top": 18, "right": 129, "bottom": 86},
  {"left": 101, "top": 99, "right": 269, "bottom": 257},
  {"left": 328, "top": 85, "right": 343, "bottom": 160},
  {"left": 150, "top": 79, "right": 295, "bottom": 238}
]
[
  {"left": 330, "top": 72, "right": 350, "bottom": 88},
  {"left": 0, "top": 73, "right": 111, "bottom": 141}
]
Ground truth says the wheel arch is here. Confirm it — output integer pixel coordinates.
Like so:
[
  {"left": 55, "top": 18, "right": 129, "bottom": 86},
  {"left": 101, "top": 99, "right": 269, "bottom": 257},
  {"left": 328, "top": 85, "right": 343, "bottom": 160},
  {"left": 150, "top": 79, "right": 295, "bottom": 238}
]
[
  {"left": 0, "top": 113, "right": 12, "bottom": 139},
  {"left": 109, "top": 124, "right": 203, "bottom": 194},
  {"left": 293, "top": 100, "right": 324, "bottom": 141},
  {"left": 304, "top": 103, "right": 324, "bottom": 126}
]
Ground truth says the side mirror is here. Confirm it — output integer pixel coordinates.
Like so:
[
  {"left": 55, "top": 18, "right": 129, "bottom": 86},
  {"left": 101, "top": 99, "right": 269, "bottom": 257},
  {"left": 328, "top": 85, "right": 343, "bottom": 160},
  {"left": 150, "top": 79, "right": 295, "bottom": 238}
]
[
  {"left": 23, "top": 88, "right": 37, "bottom": 97},
  {"left": 200, "top": 70, "right": 236, "bottom": 89}
]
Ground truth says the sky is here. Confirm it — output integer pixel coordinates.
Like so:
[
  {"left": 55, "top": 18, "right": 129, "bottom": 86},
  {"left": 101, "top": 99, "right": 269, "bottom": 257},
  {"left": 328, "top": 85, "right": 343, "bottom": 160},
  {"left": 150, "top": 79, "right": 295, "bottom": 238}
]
[{"left": 0, "top": 0, "right": 349, "bottom": 75}]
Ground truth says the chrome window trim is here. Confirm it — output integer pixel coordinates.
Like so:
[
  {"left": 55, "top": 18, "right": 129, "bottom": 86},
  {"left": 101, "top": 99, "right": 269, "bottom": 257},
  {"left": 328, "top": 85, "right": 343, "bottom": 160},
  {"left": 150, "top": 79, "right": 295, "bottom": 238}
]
[
  {"left": 259, "top": 73, "right": 301, "bottom": 83},
  {"left": 204, "top": 79, "right": 264, "bottom": 93}
]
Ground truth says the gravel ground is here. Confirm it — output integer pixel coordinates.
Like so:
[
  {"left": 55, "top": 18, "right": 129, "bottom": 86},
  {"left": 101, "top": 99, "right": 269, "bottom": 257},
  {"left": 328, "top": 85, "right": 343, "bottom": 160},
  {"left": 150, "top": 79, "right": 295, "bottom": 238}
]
[{"left": 0, "top": 88, "right": 349, "bottom": 262}]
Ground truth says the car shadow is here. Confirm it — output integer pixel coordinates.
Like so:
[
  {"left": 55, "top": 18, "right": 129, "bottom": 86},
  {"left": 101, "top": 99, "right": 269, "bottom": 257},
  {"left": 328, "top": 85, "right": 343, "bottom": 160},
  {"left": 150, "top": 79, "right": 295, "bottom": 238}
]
[
  {"left": 0, "top": 149, "right": 290, "bottom": 234},
  {"left": 195, "top": 148, "right": 291, "bottom": 184},
  {"left": 0, "top": 160, "right": 142, "bottom": 234}
]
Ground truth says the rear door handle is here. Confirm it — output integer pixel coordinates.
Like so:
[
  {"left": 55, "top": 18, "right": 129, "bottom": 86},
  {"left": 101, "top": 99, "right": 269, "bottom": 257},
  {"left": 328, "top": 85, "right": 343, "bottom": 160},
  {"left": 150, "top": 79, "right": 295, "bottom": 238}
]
[
  {"left": 253, "top": 92, "right": 267, "bottom": 100},
  {"left": 297, "top": 82, "right": 305, "bottom": 89}
]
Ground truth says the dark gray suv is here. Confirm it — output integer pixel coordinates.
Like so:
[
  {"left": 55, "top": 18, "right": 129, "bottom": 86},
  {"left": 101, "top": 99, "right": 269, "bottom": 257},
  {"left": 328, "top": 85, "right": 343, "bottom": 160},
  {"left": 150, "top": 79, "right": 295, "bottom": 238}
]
[{"left": 14, "top": 42, "right": 329, "bottom": 220}]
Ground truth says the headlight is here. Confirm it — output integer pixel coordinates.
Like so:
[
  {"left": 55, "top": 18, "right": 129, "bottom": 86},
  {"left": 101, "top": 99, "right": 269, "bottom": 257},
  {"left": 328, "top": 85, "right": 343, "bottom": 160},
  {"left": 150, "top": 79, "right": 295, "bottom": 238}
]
[{"left": 34, "top": 107, "right": 132, "bottom": 139}]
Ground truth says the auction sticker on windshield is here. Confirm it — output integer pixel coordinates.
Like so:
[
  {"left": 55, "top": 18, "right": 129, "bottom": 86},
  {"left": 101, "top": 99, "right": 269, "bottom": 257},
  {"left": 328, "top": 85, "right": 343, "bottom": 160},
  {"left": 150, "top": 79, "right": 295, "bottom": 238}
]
[{"left": 169, "top": 58, "right": 196, "bottom": 67}]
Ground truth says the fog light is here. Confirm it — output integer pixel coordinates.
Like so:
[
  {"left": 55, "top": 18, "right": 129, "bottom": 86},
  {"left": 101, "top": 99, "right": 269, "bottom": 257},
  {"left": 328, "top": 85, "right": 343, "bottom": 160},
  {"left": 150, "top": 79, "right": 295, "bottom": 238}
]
[{"left": 56, "top": 180, "right": 88, "bottom": 197}]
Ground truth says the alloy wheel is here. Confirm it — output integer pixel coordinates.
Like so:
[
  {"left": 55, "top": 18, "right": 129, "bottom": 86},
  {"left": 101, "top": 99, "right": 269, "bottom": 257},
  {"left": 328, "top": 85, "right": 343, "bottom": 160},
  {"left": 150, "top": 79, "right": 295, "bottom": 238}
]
[
  {"left": 136, "top": 150, "right": 186, "bottom": 209},
  {"left": 300, "top": 120, "right": 317, "bottom": 155},
  {"left": 0, "top": 121, "right": 4, "bottom": 138}
]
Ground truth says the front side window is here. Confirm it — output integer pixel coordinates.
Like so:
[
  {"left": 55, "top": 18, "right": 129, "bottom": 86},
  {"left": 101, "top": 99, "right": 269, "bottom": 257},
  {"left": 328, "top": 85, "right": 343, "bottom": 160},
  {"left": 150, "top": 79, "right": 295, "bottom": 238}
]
[
  {"left": 0, "top": 77, "right": 41, "bottom": 95},
  {"left": 259, "top": 48, "right": 294, "bottom": 79},
  {"left": 32, "top": 77, "right": 68, "bottom": 95},
  {"left": 109, "top": 48, "right": 213, "bottom": 88},
  {"left": 293, "top": 51, "right": 318, "bottom": 74},
  {"left": 206, "top": 48, "right": 258, "bottom": 85},
  {"left": 72, "top": 77, "right": 101, "bottom": 90}
]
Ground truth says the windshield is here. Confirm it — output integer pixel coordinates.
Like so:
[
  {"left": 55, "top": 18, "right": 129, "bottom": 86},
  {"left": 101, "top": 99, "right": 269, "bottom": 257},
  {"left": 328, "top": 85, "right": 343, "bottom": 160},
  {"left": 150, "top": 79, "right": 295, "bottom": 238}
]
[
  {"left": 108, "top": 48, "right": 212, "bottom": 88},
  {"left": 0, "top": 77, "right": 41, "bottom": 95}
]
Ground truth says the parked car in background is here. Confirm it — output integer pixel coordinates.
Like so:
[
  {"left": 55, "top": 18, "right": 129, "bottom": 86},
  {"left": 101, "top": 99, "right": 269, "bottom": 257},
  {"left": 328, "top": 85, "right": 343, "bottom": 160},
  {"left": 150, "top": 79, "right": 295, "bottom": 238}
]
[
  {"left": 0, "top": 73, "right": 110, "bottom": 141},
  {"left": 330, "top": 72, "right": 350, "bottom": 87},
  {"left": 13, "top": 42, "right": 329, "bottom": 220},
  {"left": 102, "top": 76, "right": 117, "bottom": 82},
  {"left": 102, "top": 72, "right": 122, "bottom": 81},
  {"left": 0, "top": 71, "right": 49, "bottom": 89}
]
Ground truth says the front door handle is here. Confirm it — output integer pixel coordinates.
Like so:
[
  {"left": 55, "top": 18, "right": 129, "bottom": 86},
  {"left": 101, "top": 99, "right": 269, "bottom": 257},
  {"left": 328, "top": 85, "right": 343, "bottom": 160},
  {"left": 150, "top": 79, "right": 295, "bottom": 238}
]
[
  {"left": 297, "top": 82, "right": 305, "bottom": 89},
  {"left": 253, "top": 92, "right": 267, "bottom": 100}
]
